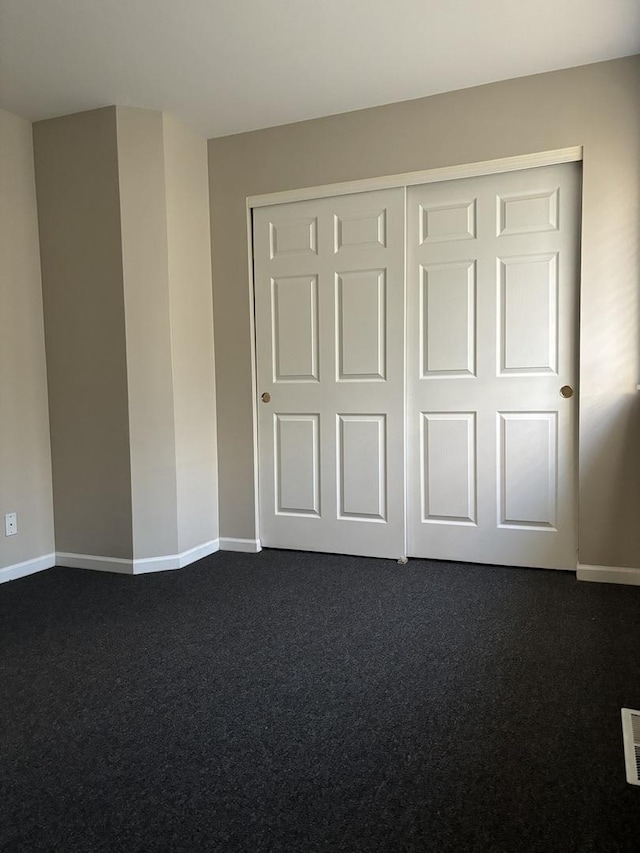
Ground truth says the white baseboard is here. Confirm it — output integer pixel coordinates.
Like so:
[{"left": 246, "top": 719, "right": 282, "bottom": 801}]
[
  {"left": 0, "top": 552, "right": 56, "bottom": 584},
  {"left": 56, "top": 552, "right": 133, "bottom": 573},
  {"left": 577, "top": 563, "right": 640, "bottom": 586},
  {"left": 56, "top": 538, "right": 220, "bottom": 575},
  {"left": 134, "top": 539, "right": 220, "bottom": 573},
  {"left": 219, "top": 537, "right": 262, "bottom": 553}
]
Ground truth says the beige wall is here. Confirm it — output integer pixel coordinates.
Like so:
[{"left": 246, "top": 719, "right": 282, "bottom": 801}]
[
  {"left": 209, "top": 55, "right": 640, "bottom": 568},
  {"left": 116, "top": 107, "right": 179, "bottom": 559},
  {"left": 115, "top": 107, "right": 219, "bottom": 558},
  {"left": 33, "top": 105, "right": 217, "bottom": 564},
  {"left": 0, "top": 109, "right": 55, "bottom": 569},
  {"left": 163, "top": 114, "right": 219, "bottom": 553},
  {"left": 33, "top": 107, "right": 133, "bottom": 559}
]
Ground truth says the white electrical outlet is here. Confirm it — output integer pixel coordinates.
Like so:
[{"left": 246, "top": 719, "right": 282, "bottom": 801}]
[{"left": 5, "top": 513, "right": 17, "bottom": 536}]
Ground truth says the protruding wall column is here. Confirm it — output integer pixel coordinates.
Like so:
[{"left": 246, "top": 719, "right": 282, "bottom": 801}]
[{"left": 34, "top": 106, "right": 218, "bottom": 573}]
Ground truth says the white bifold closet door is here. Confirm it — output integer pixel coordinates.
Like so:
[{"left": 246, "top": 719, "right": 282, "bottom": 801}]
[
  {"left": 407, "top": 163, "right": 580, "bottom": 569},
  {"left": 253, "top": 188, "right": 406, "bottom": 559}
]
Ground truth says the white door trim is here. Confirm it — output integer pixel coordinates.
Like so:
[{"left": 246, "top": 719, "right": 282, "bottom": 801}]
[
  {"left": 245, "top": 208, "right": 262, "bottom": 548},
  {"left": 247, "top": 147, "right": 583, "bottom": 209},
  {"left": 245, "top": 147, "right": 584, "bottom": 554}
]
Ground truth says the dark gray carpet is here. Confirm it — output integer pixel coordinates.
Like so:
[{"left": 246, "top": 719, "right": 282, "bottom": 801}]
[{"left": 2, "top": 551, "right": 640, "bottom": 852}]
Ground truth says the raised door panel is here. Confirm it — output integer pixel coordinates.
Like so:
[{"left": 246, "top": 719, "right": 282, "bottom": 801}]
[
  {"left": 498, "top": 189, "right": 559, "bottom": 236},
  {"left": 272, "top": 275, "right": 319, "bottom": 382},
  {"left": 421, "top": 413, "right": 476, "bottom": 524},
  {"left": 498, "top": 412, "right": 557, "bottom": 529},
  {"left": 275, "top": 415, "right": 320, "bottom": 517},
  {"left": 499, "top": 253, "right": 558, "bottom": 375},
  {"left": 338, "top": 415, "right": 386, "bottom": 521},
  {"left": 336, "top": 270, "right": 386, "bottom": 381},
  {"left": 421, "top": 261, "right": 475, "bottom": 376},
  {"left": 335, "top": 210, "right": 386, "bottom": 251},
  {"left": 420, "top": 200, "right": 476, "bottom": 243},
  {"left": 269, "top": 217, "right": 318, "bottom": 258}
]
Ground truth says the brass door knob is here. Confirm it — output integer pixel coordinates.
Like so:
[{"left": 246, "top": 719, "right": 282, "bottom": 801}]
[
  {"left": 560, "top": 385, "right": 574, "bottom": 398},
  {"left": 261, "top": 392, "right": 271, "bottom": 403}
]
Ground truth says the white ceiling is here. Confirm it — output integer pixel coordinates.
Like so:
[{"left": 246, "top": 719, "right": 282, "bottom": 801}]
[{"left": 1, "top": 0, "right": 638, "bottom": 139}]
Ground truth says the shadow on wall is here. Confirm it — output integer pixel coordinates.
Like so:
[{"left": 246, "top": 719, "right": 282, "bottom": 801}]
[{"left": 579, "top": 164, "right": 640, "bottom": 568}]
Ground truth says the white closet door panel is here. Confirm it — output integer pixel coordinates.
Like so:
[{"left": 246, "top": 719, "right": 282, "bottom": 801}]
[
  {"left": 421, "top": 261, "right": 476, "bottom": 376},
  {"left": 271, "top": 275, "right": 319, "bottom": 381},
  {"left": 499, "top": 254, "right": 558, "bottom": 374},
  {"left": 337, "top": 270, "right": 386, "bottom": 380},
  {"left": 498, "top": 412, "right": 557, "bottom": 528},
  {"left": 338, "top": 415, "right": 387, "bottom": 520},
  {"left": 421, "top": 412, "right": 477, "bottom": 524},
  {"left": 407, "top": 163, "right": 580, "bottom": 569},
  {"left": 254, "top": 188, "right": 405, "bottom": 559},
  {"left": 274, "top": 414, "right": 320, "bottom": 516}
]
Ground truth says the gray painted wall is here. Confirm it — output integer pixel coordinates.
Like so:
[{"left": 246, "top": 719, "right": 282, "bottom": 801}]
[
  {"left": 34, "top": 107, "right": 133, "bottom": 559},
  {"left": 163, "top": 113, "right": 219, "bottom": 554},
  {"left": 116, "top": 106, "right": 179, "bottom": 559},
  {"left": 33, "top": 106, "right": 218, "bottom": 564},
  {"left": 209, "top": 55, "right": 640, "bottom": 568},
  {"left": 0, "top": 108, "right": 55, "bottom": 569}
]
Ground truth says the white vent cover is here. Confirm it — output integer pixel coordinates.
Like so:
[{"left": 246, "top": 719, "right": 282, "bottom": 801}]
[{"left": 621, "top": 708, "right": 640, "bottom": 785}]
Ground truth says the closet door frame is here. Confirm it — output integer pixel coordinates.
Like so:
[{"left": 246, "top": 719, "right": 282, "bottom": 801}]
[{"left": 245, "top": 147, "right": 582, "bottom": 553}]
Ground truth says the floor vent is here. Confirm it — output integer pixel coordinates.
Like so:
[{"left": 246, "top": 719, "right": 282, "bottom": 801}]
[{"left": 621, "top": 709, "right": 640, "bottom": 785}]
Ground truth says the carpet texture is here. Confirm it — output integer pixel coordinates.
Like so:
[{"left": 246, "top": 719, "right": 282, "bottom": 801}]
[{"left": 1, "top": 551, "right": 640, "bottom": 852}]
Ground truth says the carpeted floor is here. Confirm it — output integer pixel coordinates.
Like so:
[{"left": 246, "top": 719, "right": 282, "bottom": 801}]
[{"left": 2, "top": 550, "right": 640, "bottom": 852}]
